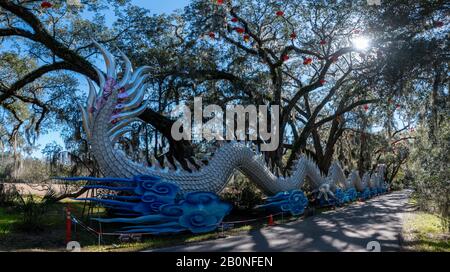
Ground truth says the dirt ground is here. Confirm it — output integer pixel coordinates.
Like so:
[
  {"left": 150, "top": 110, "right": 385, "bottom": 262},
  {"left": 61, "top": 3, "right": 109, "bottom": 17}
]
[{"left": 2, "top": 182, "right": 89, "bottom": 198}]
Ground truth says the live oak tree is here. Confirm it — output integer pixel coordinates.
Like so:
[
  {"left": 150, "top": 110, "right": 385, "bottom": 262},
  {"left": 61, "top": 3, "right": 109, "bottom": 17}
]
[
  {"left": 0, "top": 0, "right": 193, "bottom": 165},
  {"left": 160, "top": 0, "right": 446, "bottom": 174}
]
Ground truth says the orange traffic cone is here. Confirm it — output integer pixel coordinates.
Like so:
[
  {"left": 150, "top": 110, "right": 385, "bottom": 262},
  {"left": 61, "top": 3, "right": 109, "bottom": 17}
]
[{"left": 268, "top": 214, "right": 274, "bottom": 226}]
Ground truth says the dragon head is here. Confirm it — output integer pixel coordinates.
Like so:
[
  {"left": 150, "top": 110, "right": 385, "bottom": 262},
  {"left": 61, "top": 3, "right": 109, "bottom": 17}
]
[{"left": 80, "top": 41, "right": 150, "bottom": 140}]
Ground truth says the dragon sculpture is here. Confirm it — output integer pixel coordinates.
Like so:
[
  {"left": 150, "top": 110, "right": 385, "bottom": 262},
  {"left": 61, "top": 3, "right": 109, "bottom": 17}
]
[{"left": 67, "top": 42, "right": 388, "bottom": 234}]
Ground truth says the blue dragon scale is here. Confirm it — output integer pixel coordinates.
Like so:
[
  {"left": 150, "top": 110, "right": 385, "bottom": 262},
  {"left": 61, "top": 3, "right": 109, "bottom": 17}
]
[{"left": 71, "top": 42, "right": 388, "bottom": 234}]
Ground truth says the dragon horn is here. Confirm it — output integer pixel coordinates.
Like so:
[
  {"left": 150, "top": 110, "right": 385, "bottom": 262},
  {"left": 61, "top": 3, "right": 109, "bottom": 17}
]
[
  {"left": 117, "top": 49, "right": 133, "bottom": 88},
  {"left": 93, "top": 66, "right": 106, "bottom": 96},
  {"left": 78, "top": 102, "right": 91, "bottom": 139},
  {"left": 92, "top": 40, "right": 117, "bottom": 79},
  {"left": 86, "top": 77, "right": 97, "bottom": 112}
]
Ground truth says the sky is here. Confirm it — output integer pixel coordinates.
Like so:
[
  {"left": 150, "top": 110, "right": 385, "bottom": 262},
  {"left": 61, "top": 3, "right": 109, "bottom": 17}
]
[
  {"left": 132, "top": 0, "right": 190, "bottom": 14},
  {"left": 31, "top": 1, "right": 190, "bottom": 158}
]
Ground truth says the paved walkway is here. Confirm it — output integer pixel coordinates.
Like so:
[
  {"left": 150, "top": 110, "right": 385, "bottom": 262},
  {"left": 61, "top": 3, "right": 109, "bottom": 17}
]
[{"left": 148, "top": 190, "right": 413, "bottom": 252}]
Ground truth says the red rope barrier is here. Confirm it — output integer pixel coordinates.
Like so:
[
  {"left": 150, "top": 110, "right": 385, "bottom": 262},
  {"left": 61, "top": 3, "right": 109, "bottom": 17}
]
[
  {"left": 69, "top": 211, "right": 286, "bottom": 237},
  {"left": 65, "top": 204, "right": 72, "bottom": 243}
]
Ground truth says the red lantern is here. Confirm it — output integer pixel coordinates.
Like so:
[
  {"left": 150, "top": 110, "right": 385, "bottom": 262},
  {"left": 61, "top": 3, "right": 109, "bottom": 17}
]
[
  {"left": 209, "top": 32, "right": 216, "bottom": 39},
  {"left": 363, "top": 105, "right": 369, "bottom": 111},
  {"left": 434, "top": 21, "right": 444, "bottom": 28},
  {"left": 217, "top": 0, "right": 224, "bottom": 5},
  {"left": 40, "top": 1, "right": 53, "bottom": 8},
  {"left": 396, "top": 104, "right": 401, "bottom": 109},
  {"left": 303, "top": 58, "right": 313, "bottom": 65},
  {"left": 290, "top": 32, "right": 297, "bottom": 39},
  {"left": 276, "top": 11, "right": 284, "bottom": 17},
  {"left": 319, "top": 40, "right": 327, "bottom": 45},
  {"left": 235, "top": 27, "right": 245, "bottom": 34},
  {"left": 319, "top": 79, "right": 326, "bottom": 85},
  {"left": 282, "top": 54, "right": 289, "bottom": 62},
  {"left": 231, "top": 17, "right": 238, "bottom": 23},
  {"left": 243, "top": 34, "right": 250, "bottom": 42}
]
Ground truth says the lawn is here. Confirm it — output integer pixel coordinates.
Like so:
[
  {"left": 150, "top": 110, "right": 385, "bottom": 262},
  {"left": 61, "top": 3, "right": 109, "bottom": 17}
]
[{"left": 0, "top": 208, "right": 19, "bottom": 235}]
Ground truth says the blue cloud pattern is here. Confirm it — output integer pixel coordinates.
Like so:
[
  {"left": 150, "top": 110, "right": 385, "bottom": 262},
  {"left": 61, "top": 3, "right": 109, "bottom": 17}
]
[
  {"left": 64, "top": 175, "right": 231, "bottom": 234},
  {"left": 257, "top": 190, "right": 308, "bottom": 216}
]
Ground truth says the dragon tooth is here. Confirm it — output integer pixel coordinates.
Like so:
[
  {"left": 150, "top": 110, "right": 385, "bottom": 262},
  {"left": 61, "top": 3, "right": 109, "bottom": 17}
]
[
  {"left": 163, "top": 156, "right": 175, "bottom": 171},
  {"left": 151, "top": 156, "right": 162, "bottom": 169},
  {"left": 193, "top": 158, "right": 204, "bottom": 167},
  {"left": 186, "top": 160, "right": 197, "bottom": 172},
  {"left": 268, "top": 158, "right": 273, "bottom": 169},
  {"left": 173, "top": 158, "right": 185, "bottom": 171}
]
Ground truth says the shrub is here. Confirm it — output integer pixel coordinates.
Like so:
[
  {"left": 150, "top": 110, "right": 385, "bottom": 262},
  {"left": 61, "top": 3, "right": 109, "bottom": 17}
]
[
  {"left": 410, "top": 123, "right": 450, "bottom": 232},
  {"left": 0, "top": 183, "right": 20, "bottom": 207},
  {"left": 221, "top": 172, "right": 264, "bottom": 210},
  {"left": 13, "top": 190, "right": 57, "bottom": 232}
]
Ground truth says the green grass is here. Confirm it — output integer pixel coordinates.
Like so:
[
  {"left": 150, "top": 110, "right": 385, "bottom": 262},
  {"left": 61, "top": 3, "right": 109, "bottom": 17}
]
[
  {"left": 403, "top": 211, "right": 450, "bottom": 252},
  {"left": 0, "top": 198, "right": 108, "bottom": 251}
]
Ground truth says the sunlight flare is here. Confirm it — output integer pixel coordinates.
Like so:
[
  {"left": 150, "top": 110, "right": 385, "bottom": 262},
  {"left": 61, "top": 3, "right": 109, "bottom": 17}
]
[{"left": 352, "top": 36, "right": 370, "bottom": 50}]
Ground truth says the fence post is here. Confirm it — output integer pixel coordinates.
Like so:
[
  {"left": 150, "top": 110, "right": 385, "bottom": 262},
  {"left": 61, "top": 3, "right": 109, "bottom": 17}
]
[
  {"left": 268, "top": 214, "right": 274, "bottom": 226},
  {"left": 65, "top": 203, "right": 72, "bottom": 244},
  {"left": 98, "top": 222, "right": 102, "bottom": 246}
]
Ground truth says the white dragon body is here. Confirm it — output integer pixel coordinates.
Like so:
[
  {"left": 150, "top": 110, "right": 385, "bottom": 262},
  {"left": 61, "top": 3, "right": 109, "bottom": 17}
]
[{"left": 81, "top": 42, "right": 387, "bottom": 199}]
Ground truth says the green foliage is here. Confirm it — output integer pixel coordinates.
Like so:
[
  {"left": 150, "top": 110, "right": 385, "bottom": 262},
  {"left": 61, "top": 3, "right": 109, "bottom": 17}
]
[
  {"left": 13, "top": 192, "right": 57, "bottom": 233},
  {"left": 0, "top": 183, "right": 19, "bottom": 207},
  {"left": 221, "top": 172, "right": 264, "bottom": 210},
  {"left": 0, "top": 207, "right": 19, "bottom": 235},
  {"left": 0, "top": 152, "right": 50, "bottom": 182}
]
